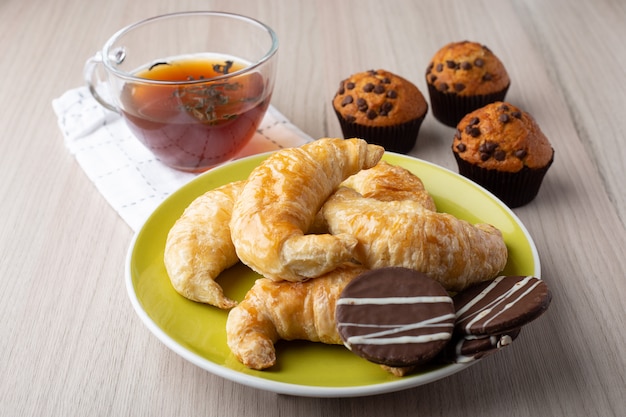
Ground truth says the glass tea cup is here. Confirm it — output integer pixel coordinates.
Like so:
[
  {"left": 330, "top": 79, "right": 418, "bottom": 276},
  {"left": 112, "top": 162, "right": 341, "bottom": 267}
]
[{"left": 84, "top": 11, "right": 278, "bottom": 172}]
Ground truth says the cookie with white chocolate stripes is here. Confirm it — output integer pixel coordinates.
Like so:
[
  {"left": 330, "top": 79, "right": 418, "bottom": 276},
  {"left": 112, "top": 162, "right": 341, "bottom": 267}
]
[
  {"left": 453, "top": 275, "right": 551, "bottom": 336},
  {"left": 336, "top": 267, "right": 455, "bottom": 367}
]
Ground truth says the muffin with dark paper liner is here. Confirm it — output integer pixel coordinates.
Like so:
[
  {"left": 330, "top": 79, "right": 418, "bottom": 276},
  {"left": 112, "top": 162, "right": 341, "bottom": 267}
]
[
  {"left": 426, "top": 41, "right": 510, "bottom": 127},
  {"left": 452, "top": 101, "right": 554, "bottom": 208},
  {"left": 333, "top": 69, "right": 428, "bottom": 153}
]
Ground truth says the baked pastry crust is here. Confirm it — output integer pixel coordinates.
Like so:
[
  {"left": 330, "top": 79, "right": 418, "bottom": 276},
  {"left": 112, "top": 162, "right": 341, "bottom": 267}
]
[
  {"left": 321, "top": 187, "right": 507, "bottom": 291},
  {"left": 229, "top": 138, "right": 384, "bottom": 282},
  {"left": 164, "top": 180, "right": 244, "bottom": 309},
  {"left": 226, "top": 263, "right": 367, "bottom": 370},
  {"left": 341, "top": 161, "right": 436, "bottom": 210},
  {"left": 310, "top": 161, "right": 436, "bottom": 233}
]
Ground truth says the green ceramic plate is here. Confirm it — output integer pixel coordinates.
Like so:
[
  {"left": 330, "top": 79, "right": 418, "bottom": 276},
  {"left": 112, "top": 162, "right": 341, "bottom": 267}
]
[{"left": 125, "top": 152, "right": 540, "bottom": 397}]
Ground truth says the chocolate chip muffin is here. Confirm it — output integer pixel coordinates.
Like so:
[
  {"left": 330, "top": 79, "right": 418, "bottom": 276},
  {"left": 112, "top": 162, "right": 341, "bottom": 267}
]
[
  {"left": 426, "top": 41, "right": 510, "bottom": 127},
  {"left": 333, "top": 69, "right": 428, "bottom": 153},
  {"left": 452, "top": 102, "right": 554, "bottom": 208}
]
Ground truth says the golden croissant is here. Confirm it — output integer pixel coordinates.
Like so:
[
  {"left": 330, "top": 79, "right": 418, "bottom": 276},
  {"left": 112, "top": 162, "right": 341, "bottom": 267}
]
[
  {"left": 164, "top": 180, "right": 244, "bottom": 309},
  {"left": 310, "top": 160, "right": 436, "bottom": 233},
  {"left": 230, "top": 138, "right": 384, "bottom": 282},
  {"left": 226, "top": 263, "right": 368, "bottom": 370},
  {"left": 321, "top": 188, "right": 507, "bottom": 291},
  {"left": 341, "top": 161, "right": 436, "bottom": 210}
]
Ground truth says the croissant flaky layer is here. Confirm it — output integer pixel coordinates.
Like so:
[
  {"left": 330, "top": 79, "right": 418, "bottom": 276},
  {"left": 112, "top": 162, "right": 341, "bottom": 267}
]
[
  {"left": 341, "top": 161, "right": 436, "bottom": 210},
  {"left": 229, "top": 138, "right": 384, "bottom": 282},
  {"left": 226, "top": 263, "right": 368, "bottom": 370},
  {"left": 310, "top": 160, "right": 437, "bottom": 234},
  {"left": 321, "top": 187, "right": 508, "bottom": 291},
  {"left": 164, "top": 180, "right": 244, "bottom": 309}
]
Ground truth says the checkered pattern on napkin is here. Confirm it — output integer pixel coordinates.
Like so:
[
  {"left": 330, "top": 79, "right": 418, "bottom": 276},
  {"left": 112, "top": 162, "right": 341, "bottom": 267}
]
[{"left": 52, "top": 87, "right": 312, "bottom": 231}]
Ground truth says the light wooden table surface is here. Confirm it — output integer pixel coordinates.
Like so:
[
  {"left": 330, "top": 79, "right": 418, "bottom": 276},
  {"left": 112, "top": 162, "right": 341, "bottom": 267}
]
[{"left": 1, "top": 0, "right": 624, "bottom": 416}]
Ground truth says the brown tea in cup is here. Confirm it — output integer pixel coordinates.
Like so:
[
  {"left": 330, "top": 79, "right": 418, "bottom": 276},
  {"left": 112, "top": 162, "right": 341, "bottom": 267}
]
[
  {"left": 84, "top": 12, "right": 278, "bottom": 172},
  {"left": 120, "top": 55, "right": 270, "bottom": 171}
]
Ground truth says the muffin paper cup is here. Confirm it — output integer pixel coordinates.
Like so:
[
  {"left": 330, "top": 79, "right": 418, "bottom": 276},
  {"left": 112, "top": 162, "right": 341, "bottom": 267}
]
[
  {"left": 335, "top": 112, "right": 426, "bottom": 154},
  {"left": 428, "top": 85, "right": 509, "bottom": 128},
  {"left": 453, "top": 152, "right": 554, "bottom": 208}
]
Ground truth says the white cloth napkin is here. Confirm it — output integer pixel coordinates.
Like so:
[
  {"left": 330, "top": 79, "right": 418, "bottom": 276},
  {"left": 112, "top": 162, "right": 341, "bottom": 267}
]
[{"left": 52, "top": 87, "right": 312, "bottom": 231}]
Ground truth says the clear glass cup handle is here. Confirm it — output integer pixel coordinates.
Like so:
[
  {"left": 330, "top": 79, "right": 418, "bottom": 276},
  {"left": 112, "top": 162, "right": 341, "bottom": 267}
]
[{"left": 83, "top": 52, "right": 119, "bottom": 113}]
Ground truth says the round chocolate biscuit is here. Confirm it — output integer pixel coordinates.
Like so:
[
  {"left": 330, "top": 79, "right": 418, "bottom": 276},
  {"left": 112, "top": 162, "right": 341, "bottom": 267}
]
[
  {"left": 454, "top": 275, "right": 551, "bottom": 336},
  {"left": 440, "top": 328, "right": 521, "bottom": 364},
  {"left": 335, "top": 267, "right": 455, "bottom": 367}
]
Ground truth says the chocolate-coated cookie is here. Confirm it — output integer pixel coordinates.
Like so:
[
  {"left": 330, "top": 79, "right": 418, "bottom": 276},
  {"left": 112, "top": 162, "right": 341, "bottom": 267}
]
[
  {"left": 336, "top": 267, "right": 455, "bottom": 367},
  {"left": 454, "top": 275, "right": 551, "bottom": 336},
  {"left": 440, "top": 328, "right": 521, "bottom": 364}
]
